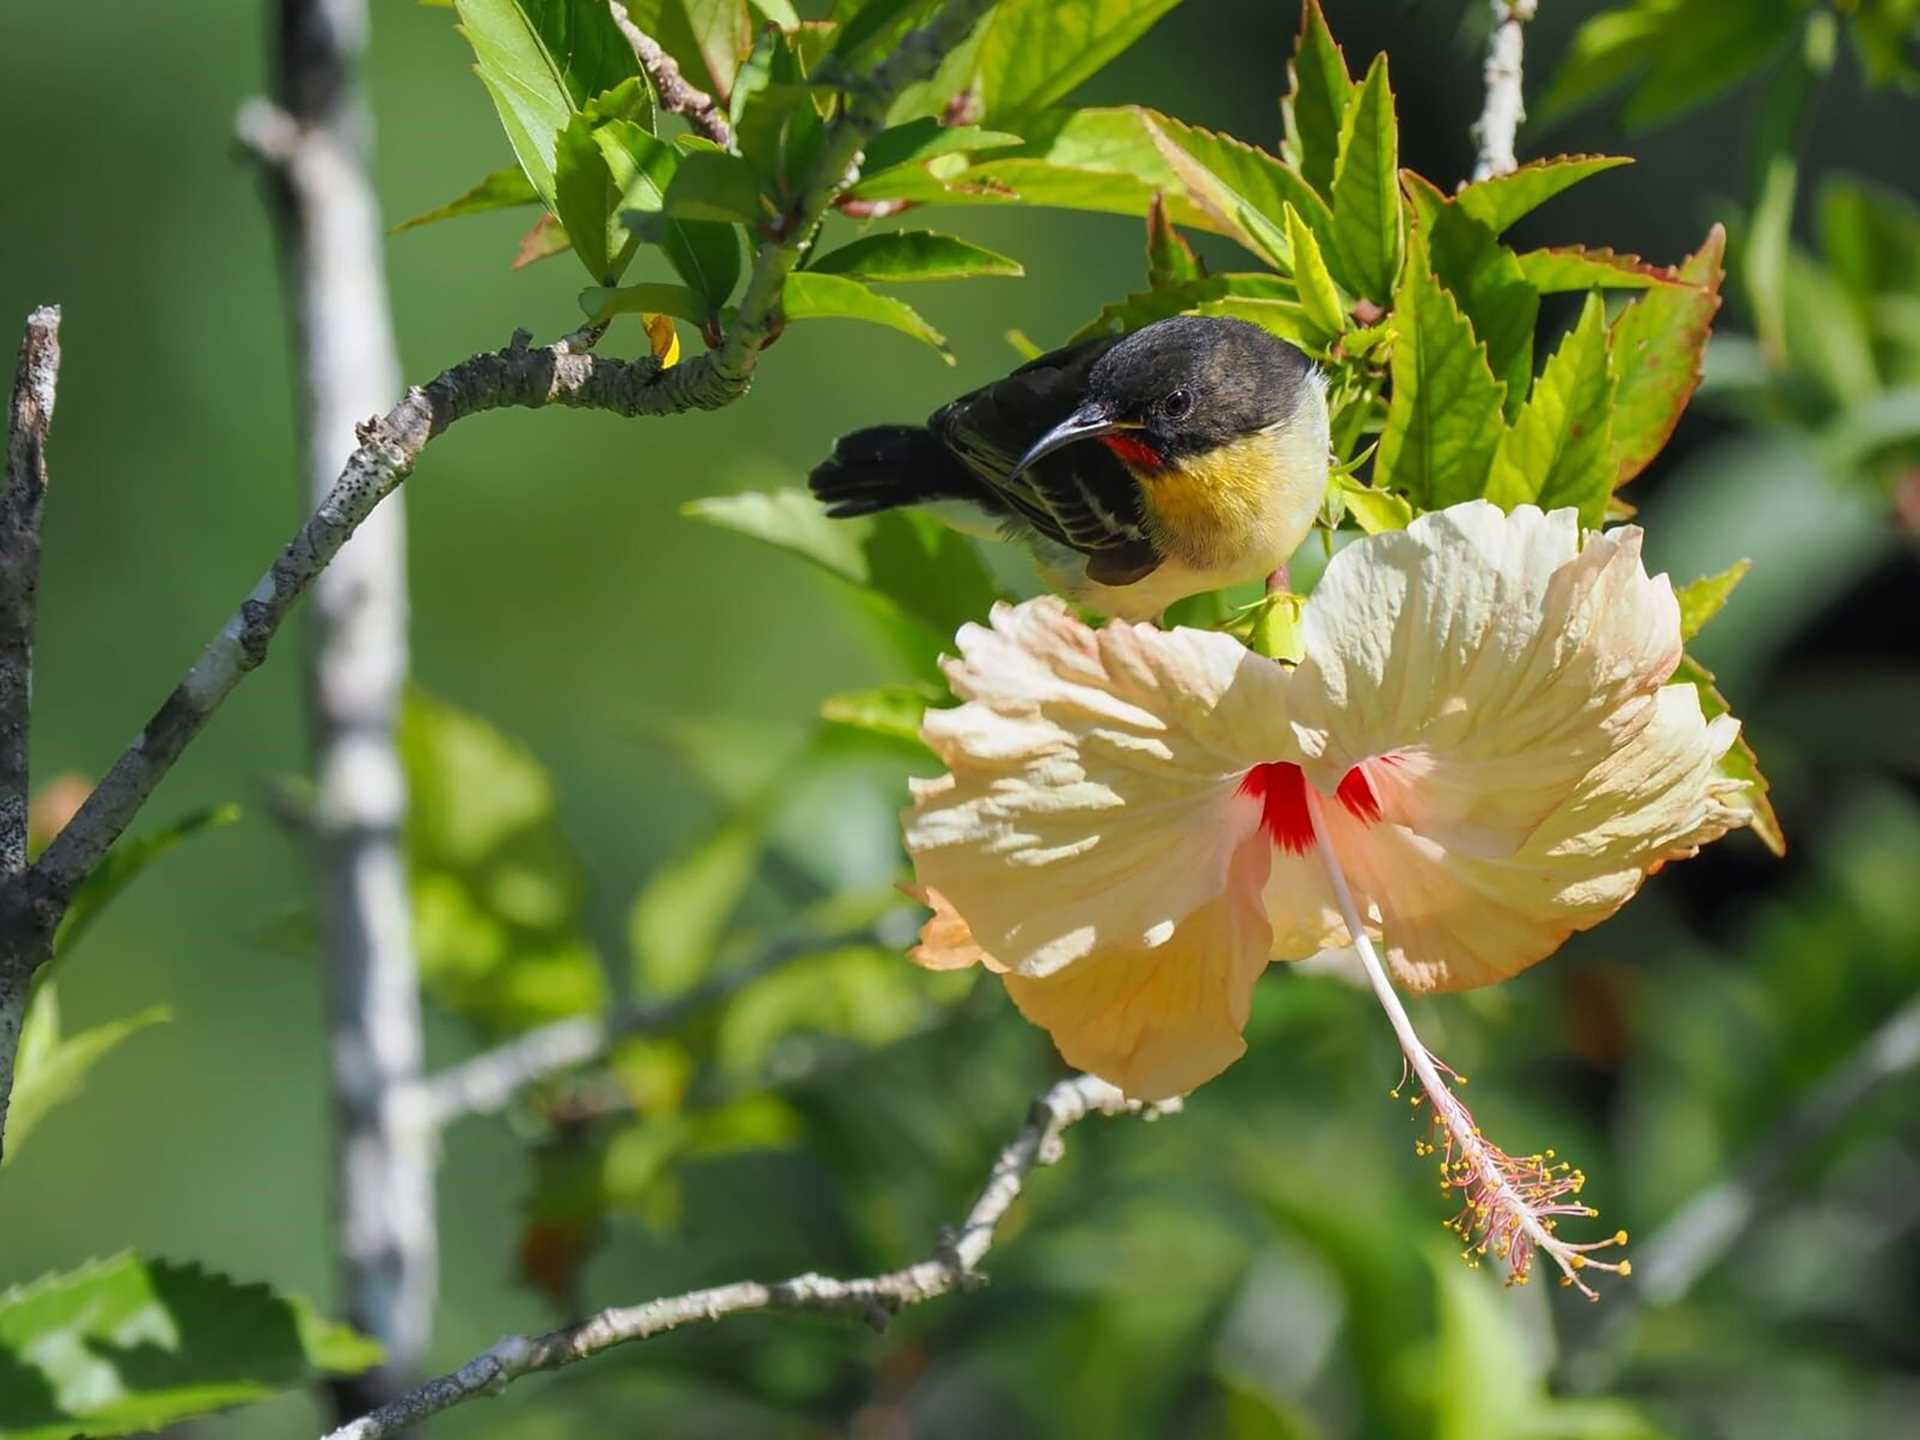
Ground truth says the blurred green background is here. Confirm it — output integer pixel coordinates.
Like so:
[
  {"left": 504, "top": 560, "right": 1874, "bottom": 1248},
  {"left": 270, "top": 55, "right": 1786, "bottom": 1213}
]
[{"left": 2, "top": 1, "right": 1916, "bottom": 1436}]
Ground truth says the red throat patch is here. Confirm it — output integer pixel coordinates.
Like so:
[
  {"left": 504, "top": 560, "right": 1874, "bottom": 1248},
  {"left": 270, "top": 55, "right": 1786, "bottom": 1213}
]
[{"left": 1098, "top": 432, "right": 1164, "bottom": 470}]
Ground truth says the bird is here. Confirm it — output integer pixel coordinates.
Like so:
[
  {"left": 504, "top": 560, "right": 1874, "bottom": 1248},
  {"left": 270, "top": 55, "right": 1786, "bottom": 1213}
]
[{"left": 807, "top": 314, "right": 1331, "bottom": 621}]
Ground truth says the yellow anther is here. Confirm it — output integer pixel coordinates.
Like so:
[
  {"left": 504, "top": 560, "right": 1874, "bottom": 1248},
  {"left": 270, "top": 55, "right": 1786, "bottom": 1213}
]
[
  {"left": 1617, "top": 1260, "right": 1632, "bottom": 1277},
  {"left": 1569, "top": 1254, "right": 1586, "bottom": 1269},
  {"left": 1614, "top": 1230, "right": 1628, "bottom": 1245}
]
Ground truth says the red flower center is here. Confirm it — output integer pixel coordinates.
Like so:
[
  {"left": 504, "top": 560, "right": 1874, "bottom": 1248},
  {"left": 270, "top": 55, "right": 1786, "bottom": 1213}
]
[
  {"left": 1098, "top": 432, "right": 1165, "bottom": 470},
  {"left": 1240, "top": 761, "right": 1383, "bottom": 854}
]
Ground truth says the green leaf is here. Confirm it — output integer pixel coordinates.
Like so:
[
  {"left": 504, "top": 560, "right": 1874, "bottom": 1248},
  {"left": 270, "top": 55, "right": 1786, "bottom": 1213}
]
[
  {"left": 819, "top": 683, "right": 938, "bottom": 746},
  {"left": 1817, "top": 176, "right": 1920, "bottom": 312},
  {"left": 1608, "top": 223, "right": 1724, "bottom": 488},
  {"left": 682, "top": 490, "right": 1001, "bottom": 672},
  {"left": 553, "top": 113, "right": 619, "bottom": 280},
  {"left": 1281, "top": 0, "right": 1353, "bottom": 200},
  {"left": 403, "top": 690, "right": 608, "bottom": 1033},
  {"left": 1675, "top": 653, "right": 1786, "bottom": 858},
  {"left": 664, "top": 149, "right": 767, "bottom": 223},
  {"left": 1145, "top": 191, "right": 1205, "bottom": 287},
  {"left": 781, "top": 271, "right": 953, "bottom": 358},
  {"left": 1334, "top": 473, "right": 1412, "bottom": 534},
  {"left": 714, "top": 945, "right": 950, "bottom": 1077},
  {"left": 0, "top": 1254, "right": 377, "bottom": 1439},
  {"left": 1404, "top": 175, "right": 1535, "bottom": 416},
  {"left": 581, "top": 280, "right": 708, "bottom": 324},
  {"left": 629, "top": 813, "right": 765, "bottom": 994},
  {"left": 734, "top": 81, "right": 827, "bottom": 201},
  {"left": 1516, "top": 245, "right": 1685, "bottom": 292},
  {"left": 392, "top": 165, "right": 539, "bottom": 234},
  {"left": 1376, "top": 226, "right": 1506, "bottom": 508},
  {"left": 55, "top": 805, "right": 241, "bottom": 961},
  {"left": 1069, "top": 273, "right": 1297, "bottom": 344},
  {"left": 1284, "top": 202, "right": 1345, "bottom": 340},
  {"left": 453, "top": 0, "right": 642, "bottom": 207},
  {"left": 809, "top": 230, "right": 1023, "bottom": 283},
  {"left": 1454, "top": 154, "right": 1634, "bottom": 234},
  {"left": 1326, "top": 53, "right": 1400, "bottom": 304},
  {"left": 857, "top": 119, "right": 1025, "bottom": 179},
  {"left": 1142, "top": 115, "right": 1292, "bottom": 270},
  {"left": 745, "top": 0, "right": 799, "bottom": 26},
  {"left": 1746, "top": 12, "right": 1836, "bottom": 365},
  {"left": 1486, "top": 291, "right": 1616, "bottom": 525},
  {"left": 625, "top": 0, "right": 753, "bottom": 101},
  {"left": 4, "top": 983, "right": 168, "bottom": 1162},
  {"left": 603, "top": 120, "right": 743, "bottom": 307},
  {"left": 1675, "top": 559, "right": 1750, "bottom": 643}
]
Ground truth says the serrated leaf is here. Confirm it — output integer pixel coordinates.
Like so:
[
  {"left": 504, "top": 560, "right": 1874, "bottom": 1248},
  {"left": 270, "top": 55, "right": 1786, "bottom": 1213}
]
[
  {"left": 1404, "top": 173, "right": 1536, "bottom": 416},
  {"left": 454, "top": 0, "right": 642, "bottom": 208},
  {"left": 1145, "top": 191, "right": 1204, "bottom": 287},
  {"left": 392, "top": 165, "right": 539, "bottom": 234},
  {"left": 1376, "top": 227, "right": 1506, "bottom": 508},
  {"left": 1142, "top": 115, "right": 1291, "bottom": 270},
  {"left": 0, "top": 1254, "right": 377, "bottom": 1439},
  {"left": 1675, "top": 654, "right": 1786, "bottom": 858},
  {"left": 1454, "top": 154, "right": 1634, "bottom": 234},
  {"left": 1327, "top": 54, "right": 1400, "bottom": 304},
  {"left": 55, "top": 805, "right": 241, "bottom": 961},
  {"left": 809, "top": 230, "right": 1022, "bottom": 282},
  {"left": 1281, "top": 0, "right": 1354, "bottom": 199},
  {"left": 1487, "top": 291, "right": 1616, "bottom": 525},
  {"left": 1516, "top": 244, "right": 1685, "bottom": 292},
  {"left": 1284, "top": 203, "right": 1345, "bottom": 340},
  {"left": 1608, "top": 223, "right": 1724, "bottom": 488},
  {"left": 403, "top": 690, "right": 608, "bottom": 1033},
  {"left": 1675, "top": 560, "right": 1750, "bottom": 643},
  {"left": 5, "top": 983, "right": 168, "bottom": 1162},
  {"left": 781, "top": 271, "right": 953, "bottom": 358}
]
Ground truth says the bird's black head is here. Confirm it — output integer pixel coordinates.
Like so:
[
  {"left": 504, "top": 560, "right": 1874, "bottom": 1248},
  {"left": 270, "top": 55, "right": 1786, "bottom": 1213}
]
[{"left": 1011, "top": 316, "right": 1320, "bottom": 477}]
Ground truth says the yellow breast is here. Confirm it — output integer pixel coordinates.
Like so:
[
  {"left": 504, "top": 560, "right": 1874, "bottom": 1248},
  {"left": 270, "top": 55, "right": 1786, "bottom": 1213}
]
[{"left": 1135, "top": 427, "right": 1317, "bottom": 570}]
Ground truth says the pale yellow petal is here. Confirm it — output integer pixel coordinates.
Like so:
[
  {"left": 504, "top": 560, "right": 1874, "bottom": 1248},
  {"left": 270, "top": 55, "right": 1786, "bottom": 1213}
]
[
  {"left": 907, "top": 598, "right": 1293, "bottom": 979},
  {"left": 1001, "top": 837, "right": 1273, "bottom": 1099}
]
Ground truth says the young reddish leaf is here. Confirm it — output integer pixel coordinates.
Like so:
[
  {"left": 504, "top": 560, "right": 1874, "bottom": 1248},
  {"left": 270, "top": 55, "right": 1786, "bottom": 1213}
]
[
  {"left": 512, "top": 212, "right": 572, "bottom": 268},
  {"left": 1454, "top": 154, "right": 1633, "bottom": 234},
  {"left": 1608, "top": 223, "right": 1725, "bottom": 489},
  {"left": 1282, "top": 0, "right": 1354, "bottom": 200},
  {"left": 1486, "top": 292, "right": 1616, "bottom": 526},
  {"left": 1327, "top": 53, "right": 1401, "bottom": 305}
]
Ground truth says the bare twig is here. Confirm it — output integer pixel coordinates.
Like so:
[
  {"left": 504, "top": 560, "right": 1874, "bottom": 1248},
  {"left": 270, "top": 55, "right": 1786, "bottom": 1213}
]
[
  {"left": 1470, "top": 0, "right": 1537, "bottom": 182},
  {"left": 414, "top": 931, "right": 861, "bottom": 1130},
  {"left": 251, "top": 0, "right": 429, "bottom": 1413},
  {"left": 609, "top": 1, "right": 733, "bottom": 148},
  {"left": 324, "top": 1073, "right": 1178, "bottom": 1440},
  {"left": 1569, "top": 992, "right": 1920, "bottom": 1388},
  {"left": 0, "top": 307, "right": 60, "bottom": 1156}
]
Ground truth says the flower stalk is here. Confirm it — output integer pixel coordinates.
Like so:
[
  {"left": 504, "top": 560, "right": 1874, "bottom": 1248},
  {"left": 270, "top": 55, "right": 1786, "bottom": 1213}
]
[{"left": 1303, "top": 785, "right": 1630, "bottom": 1298}]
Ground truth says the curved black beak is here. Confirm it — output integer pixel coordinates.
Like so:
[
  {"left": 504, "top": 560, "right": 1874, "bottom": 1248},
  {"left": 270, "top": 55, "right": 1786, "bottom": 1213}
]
[{"left": 1009, "top": 403, "right": 1137, "bottom": 479}]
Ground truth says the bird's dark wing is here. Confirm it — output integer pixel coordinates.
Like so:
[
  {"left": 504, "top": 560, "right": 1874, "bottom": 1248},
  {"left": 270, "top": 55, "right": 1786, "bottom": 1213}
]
[{"left": 928, "top": 337, "right": 1158, "bottom": 577}]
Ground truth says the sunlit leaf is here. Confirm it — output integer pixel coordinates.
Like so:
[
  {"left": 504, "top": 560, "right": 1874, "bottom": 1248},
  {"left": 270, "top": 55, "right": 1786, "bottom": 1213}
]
[
  {"left": 1069, "top": 274, "right": 1294, "bottom": 343},
  {"left": 0, "top": 1255, "right": 377, "bottom": 1439},
  {"left": 624, "top": 0, "right": 754, "bottom": 101},
  {"left": 1145, "top": 191, "right": 1205, "bottom": 287},
  {"left": 809, "top": 230, "right": 1023, "bottom": 282},
  {"left": 1403, "top": 174, "right": 1536, "bottom": 418},
  {"left": 1454, "top": 154, "right": 1634, "bottom": 234},
  {"left": 453, "top": 0, "right": 642, "bottom": 207},
  {"left": 1281, "top": 0, "right": 1354, "bottom": 199},
  {"left": 781, "top": 271, "right": 953, "bottom": 358},
  {"left": 554, "top": 112, "right": 620, "bottom": 280},
  {"left": 1326, "top": 53, "right": 1400, "bottom": 304},
  {"left": 1376, "top": 227, "right": 1506, "bottom": 508},
  {"left": 1487, "top": 292, "right": 1616, "bottom": 526},
  {"left": 665, "top": 148, "right": 768, "bottom": 223},
  {"left": 1516, "top": 245, "right": 1684, "bottom": 293},
  {"left": 603, "top": 120, "right": 743, "bottom": 307},
  {"left": 856, "top": 119, "right": 1024, "bottom": 186},
  {"left": 1675, "top": 559, "right": 1750, "bottom": 643},
  {"left": 392, "top": 165, "right": 539, "bottom": 234},
  {"left": 818, "top": 683, "right": 939, "bottom": 747},
  {"left": 1675, "top": 654, "right": 1786, "bottom": 858},
  {"left": 1608, "top": 223, "right": 1724, "bottom": 488},
  {"left": 1283, "top": 203, "right": 1346, "bottom": 341},
  {"left": 1335, "top": 473, "right": 1412, "bottom": 534},
  {"left": 4, "top": 983, "right": 168, "bottom": 1163}
]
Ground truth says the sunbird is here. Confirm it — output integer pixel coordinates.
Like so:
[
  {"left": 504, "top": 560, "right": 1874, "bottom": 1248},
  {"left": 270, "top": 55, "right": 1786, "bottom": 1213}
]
[{"left": 808, "top": 315, "right": 1331, "bottom": 620}]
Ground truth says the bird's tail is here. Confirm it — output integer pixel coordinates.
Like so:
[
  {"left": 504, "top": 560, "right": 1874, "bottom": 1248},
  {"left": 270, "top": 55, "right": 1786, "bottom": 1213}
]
[{"left": 807, "top": 425, "right": 979, "bottom": 518}]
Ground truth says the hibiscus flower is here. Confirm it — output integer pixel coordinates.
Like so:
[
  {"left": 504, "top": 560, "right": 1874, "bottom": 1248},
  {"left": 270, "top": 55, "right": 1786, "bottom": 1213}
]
[{"left": 904, "top": 501, "right": 1750, "bottom": 1293}]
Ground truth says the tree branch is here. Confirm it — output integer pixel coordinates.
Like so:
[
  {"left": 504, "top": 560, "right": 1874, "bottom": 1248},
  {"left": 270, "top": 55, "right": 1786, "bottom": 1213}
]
[
  {"left": 251, "top": 0, "right": 429, "bottom": 1414},
  {"left": 609, "top": 2, "right": 732, "bottom": 148},
  {"left": 414, "top": 930, "right": 858, "bottom": 1131},
  {"left": 324, "top": 1073, "right": 1178, "bottom": 1440},
  {"left": 1470, "top": 0, "right": 1536, "bottom": 182},
  {"left": 0, "top": 306, "right": 60, "bottom": 1157}
]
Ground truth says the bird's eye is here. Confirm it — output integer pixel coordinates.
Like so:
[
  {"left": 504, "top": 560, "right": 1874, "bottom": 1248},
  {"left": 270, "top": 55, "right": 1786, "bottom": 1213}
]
[{"left": 1161, "top": 388, "right": 1193, "bottom": 420}]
